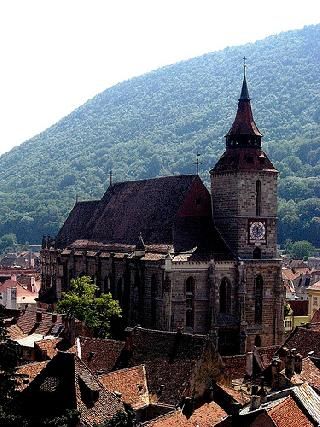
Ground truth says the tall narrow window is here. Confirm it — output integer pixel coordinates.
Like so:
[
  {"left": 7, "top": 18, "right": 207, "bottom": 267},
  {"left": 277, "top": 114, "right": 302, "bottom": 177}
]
[
  {"left": 253, "top": 247, "right": 262, "bottom": 259},
  {"left": 117, "top": 278, "right": 123, "bottom": 306},
  {"left": 151, "top": 275, "right": 157, "bottom": 328},
  {"left": 186, "top": 277, "right": 195, "bottom": 328},
  {"left": 255, "top": 275, "right": 263, "bottom": 324},
  {"left": 220, "top": 278, "right": 231, "bottom": 314},
  {"left": 256, "top": 180, "right": 261, "bottom": 216}
]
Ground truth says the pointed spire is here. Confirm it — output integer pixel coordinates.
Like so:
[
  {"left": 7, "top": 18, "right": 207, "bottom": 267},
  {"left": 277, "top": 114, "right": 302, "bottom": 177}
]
[
  {"left": 225, "top": 59, "right": 262, "bottom": 148},
  {"left": 239, "top": 56, "right": 250, "bottom": 100}
]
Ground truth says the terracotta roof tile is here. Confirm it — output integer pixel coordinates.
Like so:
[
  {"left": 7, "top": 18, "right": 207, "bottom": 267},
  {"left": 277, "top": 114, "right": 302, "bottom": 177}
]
[
  {"left": 16, "top": 308, "right": 63, "bottom": 337},
  {"left": 144, "top": 402, "right": 227, "bottom": 427},
  {"left": 34, "top": 338, "right": 62, "bottom": 359},
  {"left": 283, "top": 326, "right": 320, "bottom": 358},
  {"left": 6, "top": 323, "right": 25, "bottom": 340},
  {"left": 222, "top": 355, "right": 247, "bottom": 381},
  {"left": 268, "top": 396, "right": 313, "bottom": 427},
  {"left": 298, "top": 357, "right": 320, "bottom": 393},
  {"left": 124, "top": 328, "right": 219, "bottom": 405},
  {"left": 99, "top": 365, "right": 149, "bottom": 409},
  {"left": 78, "top": 336, "right": 125, "bottom": 374},
  {"left": 254, "top": 345, "right": 280, "bottom": 370},
  {"left": 217, "top": 383, "right": 250, "bottom": 406},
  {"left": 16, "top": 361, "right": 47, "bottom": 390},
  {"left": 311, "top": 309, "right": 320, "bottom": 323},
  {"left": 308, "top": 280, "right": 320, "bottom": 291}
]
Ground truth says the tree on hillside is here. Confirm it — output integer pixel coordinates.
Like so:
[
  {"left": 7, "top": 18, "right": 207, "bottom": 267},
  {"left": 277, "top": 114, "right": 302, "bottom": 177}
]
[
  {"left": 0, "top": 234, "right": 17, "bottom": 254},
  {"left": 57, "top": 276, "right": 122, "bottom": 338},
  {"left": 289, "top": 240, "right": 316, "bottom": 260}
]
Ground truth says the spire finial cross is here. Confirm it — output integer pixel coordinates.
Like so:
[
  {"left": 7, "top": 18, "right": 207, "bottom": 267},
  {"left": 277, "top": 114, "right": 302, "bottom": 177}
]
[
  {"left": 243, "top": 56, "right": 247, "bottom": 77},
  {"left": 193, "top": 152, "right": 202, "bottom": 175}
]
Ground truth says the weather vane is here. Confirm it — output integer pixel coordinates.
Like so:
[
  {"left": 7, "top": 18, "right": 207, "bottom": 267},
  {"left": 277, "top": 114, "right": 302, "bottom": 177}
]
[{"left": 243, "top": 56, "right": 247, "bottom": 77}]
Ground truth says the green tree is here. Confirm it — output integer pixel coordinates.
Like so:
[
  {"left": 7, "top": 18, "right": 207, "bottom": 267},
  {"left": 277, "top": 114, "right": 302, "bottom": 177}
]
[
  {"left": 289, "top": 240, "right": 316, "bottom": 259},
  {"left": 57, "top": 276, "right": 122, "bottom": 338},
  {"left": 0, "top": 233, "right": 17, "bottom": 254}
]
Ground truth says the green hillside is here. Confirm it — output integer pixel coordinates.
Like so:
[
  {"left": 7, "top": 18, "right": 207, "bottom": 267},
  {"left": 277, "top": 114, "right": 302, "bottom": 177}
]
[{"left": 0, "top": 24, "right": 319, "bottom": 246}]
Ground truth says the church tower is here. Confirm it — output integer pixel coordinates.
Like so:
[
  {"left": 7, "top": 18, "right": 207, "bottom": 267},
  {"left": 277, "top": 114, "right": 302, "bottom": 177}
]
[{"left": 210, "top": 65, "right": 284, "bottom": 349}]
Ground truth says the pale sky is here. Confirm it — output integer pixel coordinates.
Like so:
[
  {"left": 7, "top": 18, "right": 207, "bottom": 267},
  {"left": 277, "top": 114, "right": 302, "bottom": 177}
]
[{"left": 0, "top": 0, "right": 319, "bottom": 155}]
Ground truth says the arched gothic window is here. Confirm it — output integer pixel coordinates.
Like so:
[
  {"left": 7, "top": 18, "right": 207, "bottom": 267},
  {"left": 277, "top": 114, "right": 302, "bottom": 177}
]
[
  {"left": 186, "top": 277, "right": 195, "bottom": 328},
  {"left": 151, "top": 275, "right": 157, "bottom": 328},
  {"left": 256, "top": 180, "right": 261, "bottom": 216},
  {"left": 255, "top": 275, "right": 263, "bottom": 324},
  {"left": 117, "top": 277, "right": 123, "bottom": 305},
  {"left": 253, "top": 247, "right": 262, "bottom": 259},
  {"left": 220, "top": 278, "right": 231, "bottom": 314},
  {"left": 255, "top": 334, "right": 262, "bottom": 347}
]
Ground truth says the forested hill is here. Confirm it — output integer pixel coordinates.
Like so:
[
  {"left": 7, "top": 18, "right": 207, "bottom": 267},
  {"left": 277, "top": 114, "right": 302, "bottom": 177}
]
[{"left": 0, "top": 24, "right": 319, "bottom": 246}]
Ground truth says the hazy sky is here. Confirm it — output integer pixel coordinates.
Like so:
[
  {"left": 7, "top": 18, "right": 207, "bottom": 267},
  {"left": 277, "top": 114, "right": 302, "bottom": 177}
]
[{"left": 0, "top": 0, "right": 319, "bottom": 155}]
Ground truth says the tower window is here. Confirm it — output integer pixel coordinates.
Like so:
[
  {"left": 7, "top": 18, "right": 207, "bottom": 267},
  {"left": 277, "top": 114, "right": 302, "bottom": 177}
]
[
  {"left": 151, "top": 274, "right": 157, "bottom": 328},
  {"left": 255, "top": 275, "right": 263, "bottom": 324},
  {"left": 253, "top": 247, "right": 262, "bottom": 259},
  {"left": 186, "top": 277, "right": 195, "bottom": 328},
  {"left": 220, "top": 278, "right": 231, "bottom": 314},
  {"left": 256, "top": 180, "right": 261, "bottom": 216},
  {"left": 254, "top": 335, "right": 262, "bottom": 347}
]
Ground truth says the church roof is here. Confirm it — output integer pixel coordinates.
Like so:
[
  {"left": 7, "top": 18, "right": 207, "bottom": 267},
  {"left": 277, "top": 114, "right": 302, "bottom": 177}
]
[{"left": 55, "top": 175, "right": 234, "bottom": 259}]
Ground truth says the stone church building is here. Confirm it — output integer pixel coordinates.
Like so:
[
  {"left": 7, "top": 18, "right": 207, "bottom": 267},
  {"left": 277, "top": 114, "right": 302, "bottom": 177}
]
[{"left": 40, "top": 73, "right": 284, "bottom": 355}]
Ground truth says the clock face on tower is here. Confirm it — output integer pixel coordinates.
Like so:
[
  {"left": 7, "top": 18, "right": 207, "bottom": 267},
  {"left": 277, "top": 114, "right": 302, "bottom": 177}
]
[{"left": 248, "top": 220, "right": 266, "bottom": 244}]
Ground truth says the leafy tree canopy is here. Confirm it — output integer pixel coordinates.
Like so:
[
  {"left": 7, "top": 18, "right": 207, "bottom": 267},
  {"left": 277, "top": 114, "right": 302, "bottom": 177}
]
[
  {"left": 57, "top": 276, "right": 122, "bottom": 337},
  {"left": 288, "top": 240, "right": 316, "bottom": 259}
]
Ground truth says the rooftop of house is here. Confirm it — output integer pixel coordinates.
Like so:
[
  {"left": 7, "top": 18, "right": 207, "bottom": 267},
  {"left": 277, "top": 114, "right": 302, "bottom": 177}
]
[
  {"left": 290, "top": 357, "right": 320, "bottom": 394},
  {"left": 17, "top": 351, "right": 124, "bottom": 426},
  {"left": 76, "top": 336, "right": 125, "bottom": 374},
  {"left": 307, "top": 280, "right": 320, "bottom": 291},
  {"left": 142, "top": 401, "right": 227, "bottom": 427},
  {"left": 99, "top": 365, "right": 149, "bottom": 409},
  {"left": 16, "top": 361, "right": 48, "bottom": 390},
  {"left": 221, "top": 354, "right": 247, "bottom": 382},
  {"left": 253, "top": 345, "right": 280, "bottom": 372},
  {"left": 15, "top": 308, "right": 63, "bottom": 337},
  {"left": 287, "top": 300, "right": 308, "bottom": 316},
  {"left": 255, "top": 395, "right": 313, "bottom": 427},
  {"left": 281, "top": 324, "right": 320, "bottom": 358}
]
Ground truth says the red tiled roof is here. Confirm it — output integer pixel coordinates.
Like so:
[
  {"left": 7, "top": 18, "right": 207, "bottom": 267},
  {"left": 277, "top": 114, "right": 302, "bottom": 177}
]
[
  {"left": 283, "top": 326, "right": 320, "bottom": 358},
  {"left": 99, "top": 365, "right": 149, "bottom": 409},
  {"left": 124, "top": 328, "right": 222, "bottom": 405},
  {"left": 16, "top": 308, "right": 63, "bottom": 336},
  {"left": 6, "top": 323, "right": 25, "bottom": 340},
  {"left": 144, "top": 402, "right": 227, "bottom": 427},
  {"left": 0, "top": 279, "right": 37, "bottom": 300},
  {"left": 222, "top": 354, "right": 247, "bottom": 381},
  {"left": 78, "top": 336, "right": 125, "bottom": 374},
  {"left": 254, "top": 345, "right": 280, "bottom": 371},
  {"left": 308, "top": 280, "right": 320, "bottom": 291},
  {"left": 268, "top": 396, "right": 313, "bottom": 427},
  {"left": 298, "top": 357, "right": 320, "bottom": 393},
  {"left": 16, "top": 361, "right": 47, "bottom": 390},
  {"left": 34, "top": 338, "right": 62, "bottom": 359},
  {"left": 217, "top": 383, "right": 250, "bottom": 406}
]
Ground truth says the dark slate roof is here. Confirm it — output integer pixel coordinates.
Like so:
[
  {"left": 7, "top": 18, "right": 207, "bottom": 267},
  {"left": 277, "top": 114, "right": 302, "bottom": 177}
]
[
  {"left": 211, "top": 148, "right": 277, "bottom": 174},
  {"left": 55, "top": 175, "right": 234, "bottom": 259},
  {"left": 226, "top": 76, "right": 262, "bottom": 138},
  {"left": 56, "top": 200, "right": 99, "bottom": 248}
]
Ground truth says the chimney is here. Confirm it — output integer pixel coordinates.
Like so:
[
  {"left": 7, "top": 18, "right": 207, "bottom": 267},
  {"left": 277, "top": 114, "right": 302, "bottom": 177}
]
[
  {"left": 250, "top": 395, "right": 261, "bottom": 411},
  {"left": 295, "top": 353, "right": 303, "bottom": 374},
  {"left": 11, "top": 274, "right": 17, "bottom": 282},
  {"left": 52, "top": 313, "right": 57, "bottom": 323},
  {"left": 246, "top": 351, "right": 253, "bottom": 377},
  {"left": 271, "top": 357, "right": 281, "bottom": 390},
  {"left": 36, "top": 311, "right": 42, "bottom": 323},
  {"left": 30, "top": 276, "right": 36, "bottom": 292},
  {"left": 285, "top": 349, "right": 296, "bottom": 378}
]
